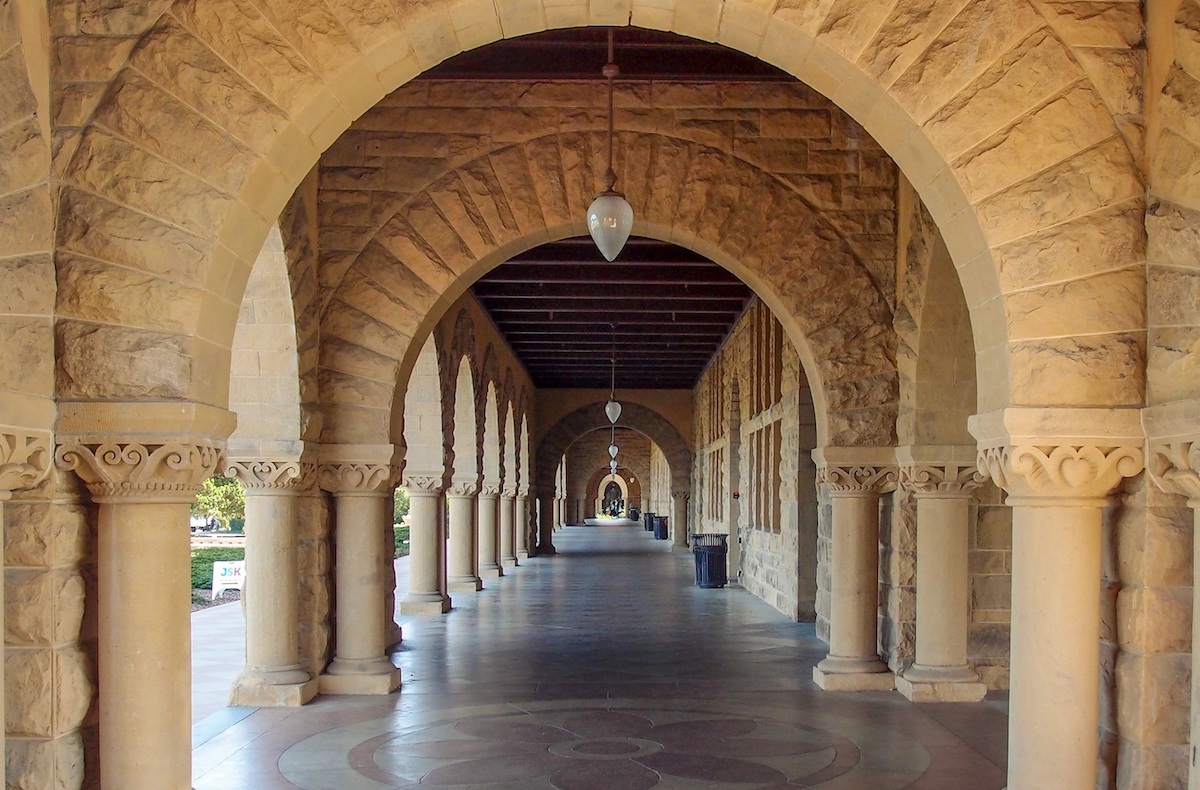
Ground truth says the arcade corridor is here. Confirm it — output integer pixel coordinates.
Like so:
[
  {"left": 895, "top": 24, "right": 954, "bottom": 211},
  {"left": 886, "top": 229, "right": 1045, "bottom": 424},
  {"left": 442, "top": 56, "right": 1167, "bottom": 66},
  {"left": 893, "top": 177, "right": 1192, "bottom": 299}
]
[{"left": 192, "top": 525, "right": 1007, "bottom": 789}]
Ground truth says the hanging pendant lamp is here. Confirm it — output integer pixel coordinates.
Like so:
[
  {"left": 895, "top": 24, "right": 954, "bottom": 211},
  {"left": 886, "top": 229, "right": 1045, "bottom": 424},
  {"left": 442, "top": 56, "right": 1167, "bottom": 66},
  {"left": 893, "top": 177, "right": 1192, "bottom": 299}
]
[
  {"left": 605, "top": 323, "right": 622, "bottom": 424},
  {"left": 587, "top": 30, "right": 634, "bottom": 261}
]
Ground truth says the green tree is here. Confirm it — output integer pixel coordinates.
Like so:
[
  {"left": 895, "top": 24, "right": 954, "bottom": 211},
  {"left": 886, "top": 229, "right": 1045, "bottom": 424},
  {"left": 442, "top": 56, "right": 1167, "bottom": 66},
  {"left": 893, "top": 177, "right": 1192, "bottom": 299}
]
[
  {"left": 393, "top": 486, "right": 410, "bottom": 525},
  {"left": 192, "top": 475, "right": 245, "bottom": 528}
]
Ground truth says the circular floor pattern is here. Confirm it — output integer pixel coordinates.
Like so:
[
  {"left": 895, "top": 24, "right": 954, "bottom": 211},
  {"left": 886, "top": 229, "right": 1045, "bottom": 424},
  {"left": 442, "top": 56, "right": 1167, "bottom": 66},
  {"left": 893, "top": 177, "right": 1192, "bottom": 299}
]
[{"left": 278, "top": 699, "right": 931, "bottom": 789}]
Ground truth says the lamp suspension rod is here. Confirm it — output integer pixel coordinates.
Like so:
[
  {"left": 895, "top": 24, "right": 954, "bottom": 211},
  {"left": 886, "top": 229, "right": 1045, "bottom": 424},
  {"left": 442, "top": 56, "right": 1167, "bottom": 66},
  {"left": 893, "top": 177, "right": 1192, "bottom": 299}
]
[{"left": 603, "top": 29, "right": 617, "bottom": 192}]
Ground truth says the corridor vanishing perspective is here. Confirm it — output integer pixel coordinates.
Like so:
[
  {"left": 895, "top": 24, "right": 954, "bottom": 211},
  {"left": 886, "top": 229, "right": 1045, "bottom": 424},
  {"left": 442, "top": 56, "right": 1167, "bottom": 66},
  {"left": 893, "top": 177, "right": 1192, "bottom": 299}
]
[
  {"left": 1, "top": 3, "right": 1198, "bottom": 789},
  {"left": 192, "top": 525, "right": 1009, "bottom": 789}
]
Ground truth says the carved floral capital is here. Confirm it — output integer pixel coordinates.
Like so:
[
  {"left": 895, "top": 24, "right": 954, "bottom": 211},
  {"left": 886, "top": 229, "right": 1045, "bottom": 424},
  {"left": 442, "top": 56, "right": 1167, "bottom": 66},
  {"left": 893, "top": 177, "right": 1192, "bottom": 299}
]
[
  {"left": 479, "top": 484, "right": 502, "bottom": 497},
  {"left": 447, "top": 481, "right": 479, "bottom": 498},
  {"left": 318, "top": 463, "right": 396, "bottom": 495},
  {"left": 0, "top": 430, "right": 52, "bottom": 496},
  {"left": 899, "top": 464, "right": 985, "bottom": 498},
  {"left": 55, "top": 440, "right": 221, "bottom": 503},
  {"left": 1149, "top": 440, "right": 1200, "bottom": 504},
  {"left": 402, "top": 474, "right": 444, "bottom": 495},
  {"left": 817, "top": 465, "right": 897, "bottom": 495},
  {"left": 500, "top": 485, "right": 517, "bottom": 499},
  {"left": 672, "top": 490, "right": 690, "bottom": 500},
  {"left": 222, "top": 459, "right": 315, "bottom": 492},
  {"left": 977, "top": 444, "right": 1144, "bottom": 504}
]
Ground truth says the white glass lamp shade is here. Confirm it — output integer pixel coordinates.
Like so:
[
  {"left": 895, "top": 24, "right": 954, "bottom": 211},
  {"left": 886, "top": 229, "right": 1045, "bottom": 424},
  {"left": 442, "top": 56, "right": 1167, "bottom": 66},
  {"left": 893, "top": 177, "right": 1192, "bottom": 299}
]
[
  {"left": 609, "top": 460, "right": 618, "bottom": 474},
  {"left": 605, "top": 399, "right": 622, "bottom": 424},
  {"left": 587, "top": 192, "right": 634, "bottom": 261},
  {"left": 608, "top": 444, "right": 619, "bottom": 459}
]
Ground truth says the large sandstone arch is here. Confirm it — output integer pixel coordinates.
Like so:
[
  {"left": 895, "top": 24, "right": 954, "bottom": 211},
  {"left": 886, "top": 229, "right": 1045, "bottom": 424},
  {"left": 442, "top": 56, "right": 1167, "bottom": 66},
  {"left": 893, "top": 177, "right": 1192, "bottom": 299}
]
[
  {"left": 326, "top": 130, "right": 894, "bottom": 449},
  {"left": 536, "top": 402, "right": 691, "bottom": 498},
  {"left": 47, "top": 2, "right": 1146, "bottom": 430}
]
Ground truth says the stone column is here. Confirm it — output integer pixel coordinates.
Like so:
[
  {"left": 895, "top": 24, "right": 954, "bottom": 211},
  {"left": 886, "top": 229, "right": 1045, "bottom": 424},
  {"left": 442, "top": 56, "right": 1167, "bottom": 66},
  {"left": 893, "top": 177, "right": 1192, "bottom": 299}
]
[
  {"left": 477, "top": 484, "right": 503, "bottom": 578},
  {"left": 0, "top": 430, "right": 52, "bottom": 790},
  {"left": 317, "top": 461, "right": 402, "bottom": 694},
  {"left": 812, "top": 450, "right": 896, "bottom": 692},
  {"left": 447, "top": 481, "right": 482, "bottom": 593},
  {"left": 402, "top": 474, "right": 452, "bottom": 613},
  {"left": 973, "top": 414, "right": 1143, "bottom": 790},
  {"left": 895, "top": 457, "right": 986, "bottom": 703},
  {"left": 56, "top": 437, "right": 221, "bottom": 790},
  {"left": 500, "top": 487, "right": 518, "bottom": 566},
  {"left": 671, "top": 490, "right": 690, "bottom": 551},
  {"left": 1150, "top": 438, "right": 1200, "bottom": 790},
  {"left": 538, "top": 492, "right": 557, "bottom": 554},
  {"left": 223, "top": 459, "right": 318, "bottom": 706},
  {"left": 515, "top": 490, "right": 530, "bottom": 559}
]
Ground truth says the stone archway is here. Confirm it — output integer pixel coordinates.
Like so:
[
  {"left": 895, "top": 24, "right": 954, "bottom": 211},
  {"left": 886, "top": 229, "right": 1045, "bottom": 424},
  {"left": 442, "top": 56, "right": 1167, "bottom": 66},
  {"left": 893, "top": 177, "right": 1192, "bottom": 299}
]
[
  {"left": 47, "top": 4, "right": 1145, "bottom": 426},
  {"left": 536, "top": 402, "right": 691, "bottom": 500}
]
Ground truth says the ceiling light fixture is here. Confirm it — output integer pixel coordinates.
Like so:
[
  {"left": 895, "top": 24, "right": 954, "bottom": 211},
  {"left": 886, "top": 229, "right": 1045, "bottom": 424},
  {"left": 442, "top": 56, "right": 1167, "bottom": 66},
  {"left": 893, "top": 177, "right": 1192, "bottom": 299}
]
[{"left": 587, "top": 29, "right": 633, "bottom": 262}]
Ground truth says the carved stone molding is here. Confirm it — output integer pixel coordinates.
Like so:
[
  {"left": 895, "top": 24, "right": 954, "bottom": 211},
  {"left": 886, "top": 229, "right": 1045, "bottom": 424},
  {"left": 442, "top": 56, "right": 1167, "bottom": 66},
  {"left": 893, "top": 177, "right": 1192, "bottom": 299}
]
[
  {"left": 479, "top": 484, "right": 502, "bottom": 497},
  {"left": 899, "top": 464, "right": 985, "bottom": 498},
  {"left": 500, "top": 485, "right": 517, "bottom": 499},
  {"left": 318, "top": 463, "right": 396, "bottom": 495},
  {"left": 402, "top": 474, "right": 444, "bottom": 495},
  {"left": 447, "top": 481, "right": 479, "bottom": 498},
  {"left": 222, "top": 459, "right": 315, "bottom": 492},
  {"left": 816, "top": 465, "right": 897, "bottom": 495},
  {"left": 672, "top": 490, "right": 690, "bottom": 500},
  {"left": 0, "top": 430, "right": 53, "bottom": 496},
  {"left": 977, "top": 444, "right": 1144, "bottom": 505},
  {"left": 1149, "top": 439, "right": 1200, "bottom": 504},
  {"left": 55, "top": 440, "right": 222, "bottom": 503}
]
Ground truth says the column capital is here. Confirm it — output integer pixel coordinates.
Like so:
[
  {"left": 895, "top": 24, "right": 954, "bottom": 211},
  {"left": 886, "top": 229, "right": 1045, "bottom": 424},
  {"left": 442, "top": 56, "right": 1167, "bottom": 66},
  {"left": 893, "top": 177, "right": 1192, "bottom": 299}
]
[
  {"left": 222, "top": 459, "right": 316, "bottom": 492},
  {"left": 898, "top": 464, "right": 985, "bottom": 498},
  {"left": 976, "top": 445, "right": 1143, "bottom": 505},
  {"left": 814, "top": 447, "right": 896, "bottom": 495},
  {"left": 403, "top": 473, "right": 444, "bottom": 495},
  {"left": 55, "top": 439, "right": 222, "bottom": 503},
  {"left": 0, "top": 428, "right": 53, "bottom": 498},
  {"left": 479, "top": 483, "right": 502, "bottom": 497},
  {"left": 319, "top": 463, "right": 397, "bottom": 495},
  {"left": 969, "top": 407, "right": 1144, "bottom": 505},
  {"left": 501, "top": 485, "right": 517, "bottom": 498},
  {"left": 672, "top": 490, "right": 689, "bottom": 500},
  {"left": 447, "top": 480, "right": 479, "bottom": 497},
  {"left": 1148, "top": 438, "right": 1200, "bottom": 505}
]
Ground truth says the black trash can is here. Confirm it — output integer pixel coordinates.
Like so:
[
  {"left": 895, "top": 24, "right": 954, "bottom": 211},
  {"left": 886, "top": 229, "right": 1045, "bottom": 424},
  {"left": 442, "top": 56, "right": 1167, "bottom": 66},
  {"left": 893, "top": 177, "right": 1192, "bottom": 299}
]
[
  {"left": 691, "top": 534, "right": 728, "bottom": 588},
  {"left": 629, "top": 507, "right": 640, "bottom": 522},
  {"left": 653, "top": 515, "right": 669, "bottom": 540},
  {"left": 644, "top": 512, "right": 655, "bottom": 532}
]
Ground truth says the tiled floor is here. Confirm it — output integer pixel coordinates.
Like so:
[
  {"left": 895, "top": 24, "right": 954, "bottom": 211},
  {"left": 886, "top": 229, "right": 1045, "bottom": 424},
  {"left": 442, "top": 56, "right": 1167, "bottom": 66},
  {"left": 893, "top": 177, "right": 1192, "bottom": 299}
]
[{"left": 191, "top": 525, "right": 1009, "bottom": 789}]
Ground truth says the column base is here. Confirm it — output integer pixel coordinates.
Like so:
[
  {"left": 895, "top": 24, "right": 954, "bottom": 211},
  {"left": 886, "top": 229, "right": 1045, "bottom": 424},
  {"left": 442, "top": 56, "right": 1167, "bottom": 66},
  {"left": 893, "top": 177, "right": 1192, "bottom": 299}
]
[
  {"left": 813, "top": 656, "right": 895, "bottom": 691},
  {"left": 320, "top": 656, "right": 401, "bottom": 695},
  {"left": 229, "top": 675, "right": 319, "bottom": 707},
  {"left": 448, "top": 577, "right": 483, "bottom": 593},
  {"left": 386, "top": 623, "right": 403, "bottom": 649},
  {"left": 400, "top": 593, "right": 451, "bottom": 615},
  {"left": 672, "top": 544, "right": 691, "bottom": 553},
  {"left": 479, "top": 566, "right": 503, "bottom": 579},
  {"left": 536, "top": 543, "right": 556, "bottom": 556},
  {"left": 319, "top": 669, "right": 401, "bottom": 696},
  {"left": 896, "top": 665, "right": 986, "bottom": 702},
  {"left": 516, "top": 549, "right": 530, "bottom": 560},
  {"left": 501, "top": 555, "right": 519, "bottom": 567}
]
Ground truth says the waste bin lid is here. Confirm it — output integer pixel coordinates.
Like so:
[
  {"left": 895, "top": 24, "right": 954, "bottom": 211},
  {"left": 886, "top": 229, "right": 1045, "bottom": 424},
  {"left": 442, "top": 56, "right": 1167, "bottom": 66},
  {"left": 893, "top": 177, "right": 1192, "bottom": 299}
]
[{"left": 690, "top": 533, "right": 728, "bottom": 548}]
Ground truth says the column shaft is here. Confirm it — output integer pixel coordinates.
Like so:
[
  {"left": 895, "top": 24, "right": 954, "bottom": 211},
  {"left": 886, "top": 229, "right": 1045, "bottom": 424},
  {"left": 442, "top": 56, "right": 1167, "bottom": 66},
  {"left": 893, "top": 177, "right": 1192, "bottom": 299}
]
[
  {"left": 813, "top": 492, "right": 893, "bottom": 691},
  {"left": 231, "top": 490, "right": 316, "bottom": 705},
  {"left": 477, "top": 490, "right": 503, "bottom": 578},
  {"left": 515, "top": 495, "right": 530, "bottom": 559},
  {"left": 896, "top": 493, "right": 985, "bottom": 702},
  {"left": 402, "top": 489, "right": 452, "bottom": 613},
  {"left": 538, "top": 495, "right": 556, "bottom": 554},
  {"left": 447, "top": 491, "right": 482, "bottom": 592},
  {"left": 98, "top": 499, "right": 192, "bottom": 789},
  {"left": 322, "top": 491, "right": 401, "bottom": 693},
  {"left": 499, "top": 493, "right": 517, "bottom": 566},
  {"left": 1006, "top": 503, "right": 1102, "bottom": 790}
]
